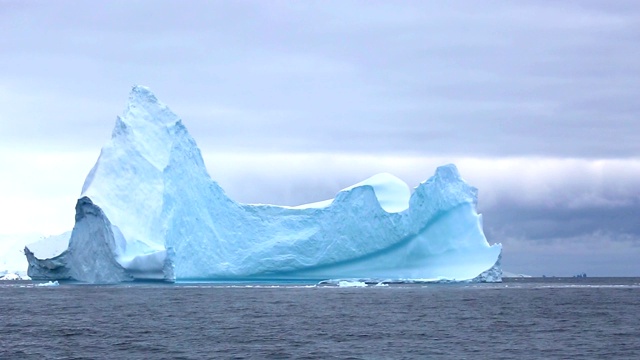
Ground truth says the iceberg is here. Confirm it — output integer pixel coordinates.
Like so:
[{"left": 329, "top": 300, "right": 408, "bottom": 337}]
[
  {"left": 0, "top": 273, "right": 28, "bottom": 281},
  {"left": 337, "top": 281, "right": 368, "bottom": 288},
  {"left": 25, "top": 86, "right": 502, "bottom": 283},
  {"left": 36, "top": 281, "right": 59, "bottom": 287}
]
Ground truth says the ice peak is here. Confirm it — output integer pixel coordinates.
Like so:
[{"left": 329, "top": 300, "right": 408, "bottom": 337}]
[
  {"left": 121, "top": 85, "right": 179, "bottom": 130},
  {"left": 129, "top": 85, "right": 159, "bottom": 105},
  {"left": 435, "top": 164, "right": 462, "bottom": 181}
]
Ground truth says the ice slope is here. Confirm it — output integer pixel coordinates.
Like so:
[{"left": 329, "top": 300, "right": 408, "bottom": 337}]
[{"left": 26, "top": 86, "right": 502, "bottom": 283}]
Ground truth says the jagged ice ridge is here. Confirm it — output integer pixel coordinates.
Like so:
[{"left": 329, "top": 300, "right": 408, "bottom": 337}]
[{"left": 25, "top": 86, "right": 502, "bottom": 283}]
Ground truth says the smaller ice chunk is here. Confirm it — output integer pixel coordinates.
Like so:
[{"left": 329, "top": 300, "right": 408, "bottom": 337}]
[
  {"left": 24, "top": 197, "right": 174, "bottom": 283},
  {"left": 337, "top": 280, "right": 368, "bottom": 287},
  {"left": 0, "top": 273, "right": 21, "bottom": 281}
]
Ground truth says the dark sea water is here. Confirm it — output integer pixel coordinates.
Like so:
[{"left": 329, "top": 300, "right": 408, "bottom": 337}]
[{"left": 1, "top": 278, "right": 639, "bottom": 360}]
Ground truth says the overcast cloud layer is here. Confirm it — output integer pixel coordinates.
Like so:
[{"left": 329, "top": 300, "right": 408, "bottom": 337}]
[{"left": 0, "top": 1, "right": 638, "bottom": 276}]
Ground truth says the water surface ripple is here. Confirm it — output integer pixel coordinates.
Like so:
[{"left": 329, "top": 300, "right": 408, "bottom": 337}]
[{"left": 1, "top": 278, "right": 639, "bottom": 359}]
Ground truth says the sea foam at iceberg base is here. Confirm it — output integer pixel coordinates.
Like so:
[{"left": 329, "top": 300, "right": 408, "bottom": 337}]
[{"left": 25, "top": 86, "right": 502, "bottom": 284}]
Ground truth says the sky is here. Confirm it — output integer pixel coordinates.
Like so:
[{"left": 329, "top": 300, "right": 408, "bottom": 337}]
[{"left": 1, "top": 0, "right": 639, "bottom": 276}]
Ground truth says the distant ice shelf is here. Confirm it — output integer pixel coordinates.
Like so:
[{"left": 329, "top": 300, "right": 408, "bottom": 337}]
[{"left": 25, "top": 86, "right": 502, "bottom": 284}]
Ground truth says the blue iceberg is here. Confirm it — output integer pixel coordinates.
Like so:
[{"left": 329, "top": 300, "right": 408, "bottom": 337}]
[{"left": 26, "top": 86, "right": 502, "bottom": 283}]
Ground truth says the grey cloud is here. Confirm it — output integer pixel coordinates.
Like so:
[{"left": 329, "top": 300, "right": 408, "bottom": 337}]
[
  {"left": 482, "top": 202, "right": 640, "bottom": 243},
  {"left": 498, "top": 234, "right": 640, "bottom": 277},
  {"left": 1, "top": 1, "right": 639, "bottom": 157}
]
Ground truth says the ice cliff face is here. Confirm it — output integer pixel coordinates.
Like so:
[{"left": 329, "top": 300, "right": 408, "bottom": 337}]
[
  {"left": 26, "top": 197, "right": 131, "bottom": 282},
  {"left": 26, "top": 86, "right": 502, "bottom": 283}
]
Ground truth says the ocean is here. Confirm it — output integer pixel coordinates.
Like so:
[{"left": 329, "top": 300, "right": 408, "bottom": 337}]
[{"left": 1, "top": 277, "right": 639, "bottom": 359}]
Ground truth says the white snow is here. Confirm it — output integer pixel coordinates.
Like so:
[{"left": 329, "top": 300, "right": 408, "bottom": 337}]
[
  {"left": 27, "top": 232, "right": 71, "bottom": 259},
  {"left": 0, "top": 273, "right": 22, "bottom": 280},
  {"left": 290, "top": 172, "right": 411, "bottom": 213}
]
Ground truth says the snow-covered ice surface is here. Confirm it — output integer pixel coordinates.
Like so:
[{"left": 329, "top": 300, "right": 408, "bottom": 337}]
[
  {"left": 25, "top": 86, "right": 502, "bottom": 283},
  {"left": 0, "top": 273, "right": 30, "bottom": 281},
  {"left": 0, "top": 232, "right": 70, "bottom": 278},
  {"left": 27, "top": 232, "right": 71, "bottom": 259},
  {"left": 288, "top": 172, "right": 410, "bottom": 212}
]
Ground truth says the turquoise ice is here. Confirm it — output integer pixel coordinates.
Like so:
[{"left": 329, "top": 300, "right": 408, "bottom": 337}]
[{"left": 26, "top": 86, "right": 502, "bottom": 283}]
